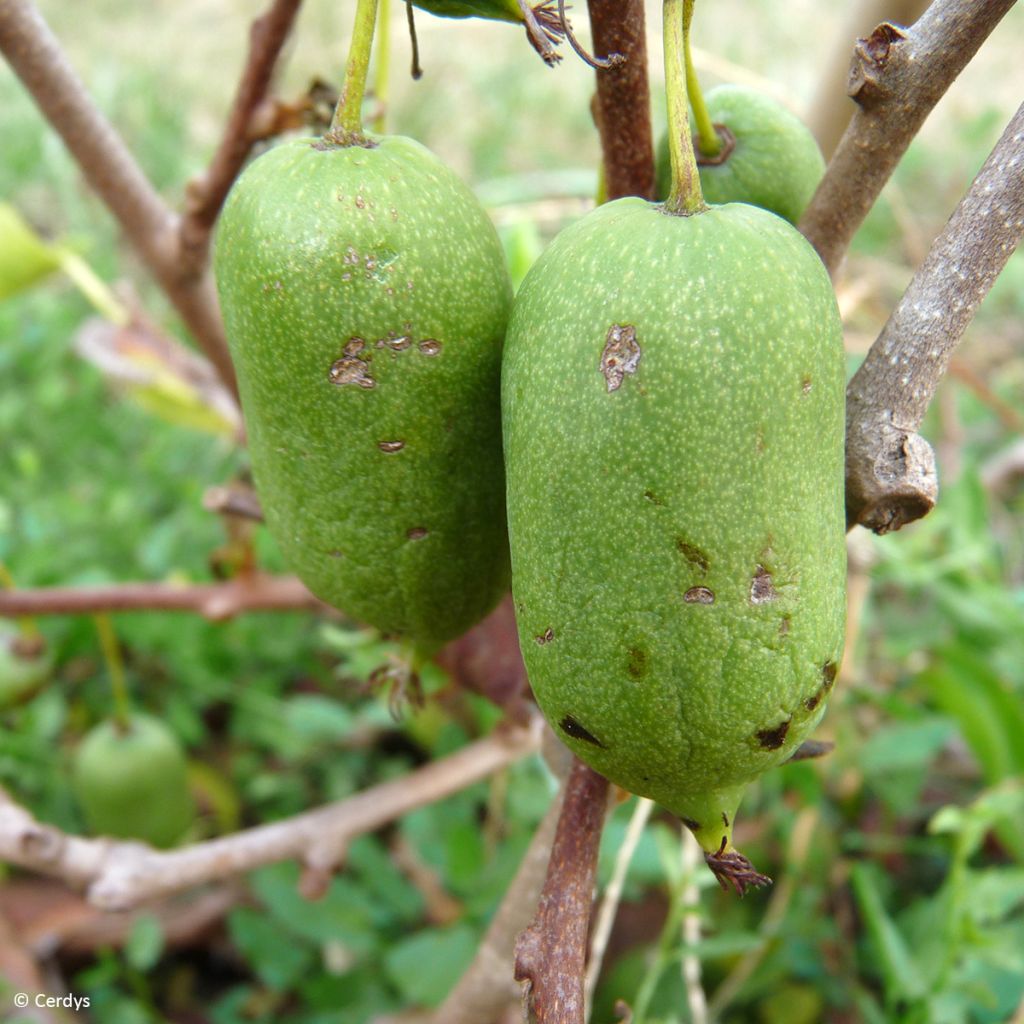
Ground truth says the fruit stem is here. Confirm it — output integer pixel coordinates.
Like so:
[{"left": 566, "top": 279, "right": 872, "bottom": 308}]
[
  {"left": 683, "top": 0, "right": 721, "bottom": 159},
  {"left": 662, "top": 0, "right": 705, "bottom": 216},
  {"left": 331, "top": 0, "right": 381, "bottom": 139},
  {"left": 0, "top": 561, "right": 42, "bottom": 644},
  {"left": 370, "top": 0, "right": 390, "bottom": 134},
  {"left": 94, "top": 614, "right": 131, "bottom": 732}
]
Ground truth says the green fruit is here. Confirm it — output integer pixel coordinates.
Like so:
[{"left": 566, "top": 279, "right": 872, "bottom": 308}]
[
  {"left": 214, "top": 134, "right": 513, "bottom": 654},
  {"left": 656, "top": 85, "right": 826, "bottom": 225},
  {"left": 0, "top": 623, "right": 53, "bottom": 709},
  {"left": 72, "top": 713, "right": 195, "bottom": 848},
  {"left": 502, "top": 198, "right": 845, "bottom": 883}
]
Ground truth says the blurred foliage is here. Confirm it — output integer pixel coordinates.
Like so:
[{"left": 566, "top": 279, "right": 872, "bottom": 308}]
[{"left": 2, "top": 1, "right": 1024, "bottom": 1022}]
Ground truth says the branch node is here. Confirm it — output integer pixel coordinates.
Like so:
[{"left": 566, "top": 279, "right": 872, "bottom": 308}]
[
  {"left": 848, "top": 23, "right": 907, "bottom": 106},
  {"left": 19, "top": 824, "right": 66, "bottom": 863},
  {"left": 846, "top": 425, "right": 938, "bottom": 533}
]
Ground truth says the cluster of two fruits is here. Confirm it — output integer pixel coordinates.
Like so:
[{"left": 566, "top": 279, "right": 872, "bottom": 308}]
[{"left": 214, "top": 90, "right": 845, "bottom": 884}]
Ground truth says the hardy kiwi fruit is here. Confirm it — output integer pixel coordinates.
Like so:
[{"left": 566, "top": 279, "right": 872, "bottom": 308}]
[
  {"left": 502, "top": 197, "right": 845, "bottom": 888},
  {"left": 72, "top": 713, "right": 195, "bottom": 848},
  {"left": 215, "top": 134, "right": 513, "bottom": 655},
  {"left": 656, "top": 84, "right": 826, "bottom": 225}
]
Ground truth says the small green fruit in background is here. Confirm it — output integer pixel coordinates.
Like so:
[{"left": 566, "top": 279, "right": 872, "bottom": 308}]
[
  {"left": 214, "top": 134, "right": 513, "bottom": 655},
  {"left": 0, "top": 622, "right": 54, "bottom": 709},
  {"left": 72, "top": 713, "right": 195, "bottom": 848},
  {"left": 656, "top": 84, "right": 826, "bottom": 224},
  {"left": 502, "top": 198, "right": 845, "bottom": 884}
]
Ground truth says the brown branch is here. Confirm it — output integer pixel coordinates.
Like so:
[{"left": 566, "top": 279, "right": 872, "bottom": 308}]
[
  {"left": 0, "top": 718, "right": 542, "bottom": 911},
  {"left": 0, "top": 575, "right": 323, "bottom": 621},
  {"left": 845, "top": 101, "right": 1024, "bottom": 533},
  {"left": 805, "top": 0, "right": 931, "bottom": 161},
  {"left": 799, "top": 0, "right": 1017, "bottom": 278},
  {"left": 586, "top": 0, "right": 654, "bottom": 200},
  {"left": 202, "top": 484, "right": 265, "bottom": 521},
  {"left": 179, "top": 0, "right": 304, "bottom": 274},
  {"left": 514, "top": 759, "right": 610, "bottom": 1024},
  {"left": 435, "top": 594, "right": 532, "bottom": 723},
  {"left": 0, "top": 0, "right": 238, "bottom": 399}
]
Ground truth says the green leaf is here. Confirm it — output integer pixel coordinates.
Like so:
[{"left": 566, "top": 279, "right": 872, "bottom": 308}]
[
  {"left": 850, "top": 862, "right": 926, "bottom": 1003},
  {"left": 248, "top": 862, "right": 379, "bottom": 953},
  {"left": 859, "top": 718, "right": 958, "bottom": 775},
  {"left": 124, "top": 913, "right": 164, "bottom": 972},
  {"left": 228, "top": 905, "right": 316, "bottom": 991},
  {"left": 962, "top": 867, "right": 1024, "bottom": 925},
  {"left": 929, "top": 782, "right": 1024, "bottom": 861},
  {"left": 383, "top": 923, "right": 478, "bottom": 1007},
  {"left": 283, "top": 694, "right": 354, "bottom": 744},
  {"left": 0, "top": 202, "right": 63, "bottom": 299}
]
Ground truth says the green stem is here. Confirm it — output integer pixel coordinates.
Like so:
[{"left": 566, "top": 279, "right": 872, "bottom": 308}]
[
  {"left": 59, "top": 250, "right": 130, "bottom": 325},
  {"left": 662, "top": 0, "right": 704, "bottom": 215},
  {"left": 683, "top": 0, "right": 720, "bottom": 158},
  {"left": 331, "top": 0, "right": 381, "bottom": 137},
  {"left": 631, "top": 836, "right": 692, "bottom": 1022},
  {"left": 94, "top": 614, "right": 131, "bottom": 731},
  {"left": 371, "top": 0, "right": 391, "bottom": 134}
]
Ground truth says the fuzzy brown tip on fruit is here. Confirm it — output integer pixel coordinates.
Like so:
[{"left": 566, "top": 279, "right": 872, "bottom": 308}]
[{"left": 704, "top": 838, "right": 772, "bottom": 896}]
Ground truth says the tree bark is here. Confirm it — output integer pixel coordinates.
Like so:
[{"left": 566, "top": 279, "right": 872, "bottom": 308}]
[
  {"left": 799, "top": 0, "right": 1018, "bottom": 278},
  {"left": 845, "top": 102, "right": 1024, "bottom": 532},
  {"left": 587, "top": 0, "right": 655, "bottom": 200}
]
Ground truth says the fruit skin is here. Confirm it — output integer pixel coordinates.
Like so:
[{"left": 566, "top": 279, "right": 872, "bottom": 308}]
[
  {"left": 72, "top": 713, "right": 195, "bottom": 848},
  {"left": 215, "top": 135, "right": 513, "bottom": 654},
  {"left": 0, "top": 623, "right": 53, "bottom": 709},
  {"left": 502, "top": 198, "right": 845, "bottom": 858},
  {"left": 656, "top": 85, "right": 826, "bottom": 225}
]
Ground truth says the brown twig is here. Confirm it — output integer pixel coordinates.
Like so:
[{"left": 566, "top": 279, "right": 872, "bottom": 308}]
[
  {"left": 0, "top": 718, "right": 542, "bottom": 911},
  {"left": 514, "top": 758, "right": 611, "bottom": 1024},
  {"left": 586, "top": 0, "right": 655, "bottom": 200},
  {"left": 805, "top": 0, "right": 930, "bottom": 161},
  {"left": 844, "top": 101, "right": 1024, "bottom": 533},
  {"left": 799, "top": 0, "right": 1017, "bottom": 279},
  {"left": 0, "top": 575, "right": 322, "bottom": 621},
  {"left": 434, "top": 594, "right": 532, "bottom": 723},
  {"left": 0, "top": 0, "right": 238, "bottom": 399},
  {"left": 202, "top": 485, "right": 265, "bottom": 522},
  {"left": 179, "top": 0, "right": 304, "bottom": 274}
]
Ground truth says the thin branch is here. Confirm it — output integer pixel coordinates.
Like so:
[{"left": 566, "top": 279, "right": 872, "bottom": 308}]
[
  {"left": 584, "top": 797, "right": 654, "bottom": 1017},
  {"left": 435, "top": 594, "right": 532, "bottom": 723},
  {"left": 0, "top": 575, "right": 322, "bottom": 621},
  {"left": 680, "top": 831, "right": 707, "bottom": 1024},
  {"left": 799, "top": 0, "right": 1017, "bottom": 278},
  {"left": 586, "top": 0, "right": 655, "bottom": 201},
  {"left": 514, "top": 759, "right": 611, "bottom": 1024},
  {"left": 0, "top": 718, "right": 542, "bottom": 911},
  {"left": 179, "top": 0, "right": 304, "bottom": 274},
  {"left": 845, "top": 101, "right": 1024, "bottom": 533},
  {"left": 0, "top": 0, "right": 238, "bottom": 398}
]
